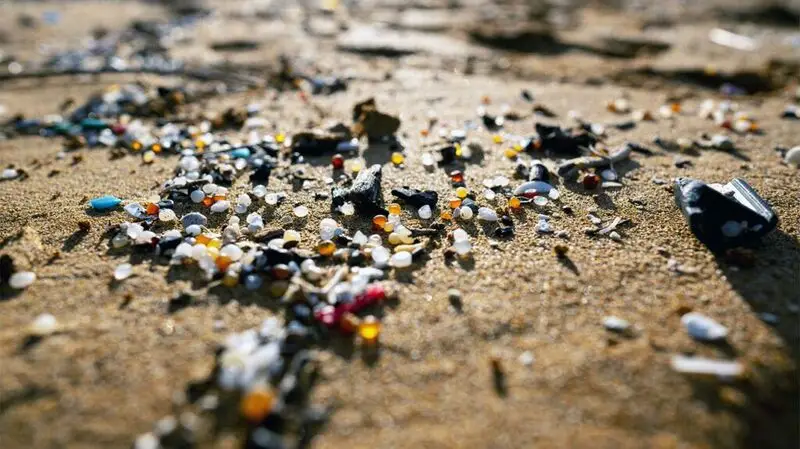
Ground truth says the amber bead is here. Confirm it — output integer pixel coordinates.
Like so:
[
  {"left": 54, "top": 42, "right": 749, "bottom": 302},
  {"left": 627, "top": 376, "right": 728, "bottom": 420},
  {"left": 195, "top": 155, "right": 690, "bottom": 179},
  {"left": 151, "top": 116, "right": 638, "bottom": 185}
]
[
  {"left": 388, "top": 203, "right": 401, "bottom": 215},
  {"left": 318, "top": 241, "right": 336, "bottom": 256},
  {"left": 151, "top": 143, "right": 162, "bottom": 153},
  {"left": 440, "top": 210, "right": 453, "bottom": 220},
  {"left": 241, "top": 387, "right": 274, "bottom": 422},
  {"left": 450, "top": 170, "right": 464, "bottom": 183},
  {"left": 131, "top": 141, "right": 143, "bottom": 151},
  {"left": 196, "top": 234, "right": 212, "bottom": 245},
  {"left": 508, "top": 197, "right": 521, "bottom": 209},
  {"left": 222, "top": 273, "right": 238, "bottom": 287},
  {"left": 145, "top": 203, "right": 159, "bottom": 215},
  {"left": 202, "top": 197, "right": 214, "bottom": 207},
  {"left": 448, "top": 198, "right": 462, "bottom": 209}
]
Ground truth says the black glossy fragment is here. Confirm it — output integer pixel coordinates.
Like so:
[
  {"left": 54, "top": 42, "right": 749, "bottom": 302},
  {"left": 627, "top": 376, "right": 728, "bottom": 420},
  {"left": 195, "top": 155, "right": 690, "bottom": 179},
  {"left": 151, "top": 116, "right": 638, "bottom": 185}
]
[
  {"left": 674, "top": 177, "right": 778, "bottom": 251},
  {"left": 530, "top": 163, "right": 550, "bottom": 183},
  {"left": 390, "top": 187, "right": 438, "bottom": 209},
  {"left": 534, "top": 123, "right": 596, "bottom": 156},
  {"left": 250, "top": 163, "right": 273, "bottom": 186}
]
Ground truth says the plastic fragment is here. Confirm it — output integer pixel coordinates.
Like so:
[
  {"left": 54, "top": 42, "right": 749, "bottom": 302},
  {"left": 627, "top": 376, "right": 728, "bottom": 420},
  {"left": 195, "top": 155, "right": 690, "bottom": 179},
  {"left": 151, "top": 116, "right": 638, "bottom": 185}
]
[
  {"left": 671, "top": 355, "right": 743, "bottom": 377},
  {"left": 113, "top": 263, "right": 133, "bottom": 280},
  {"left": 90, "top": 195, "right": 122, "bottom": 210},
  {"left": 681, "top": 312, "right": 728, "bottom": 341},
  {"left": 9, "top": 271, "right": 36, "bottom": 289}
]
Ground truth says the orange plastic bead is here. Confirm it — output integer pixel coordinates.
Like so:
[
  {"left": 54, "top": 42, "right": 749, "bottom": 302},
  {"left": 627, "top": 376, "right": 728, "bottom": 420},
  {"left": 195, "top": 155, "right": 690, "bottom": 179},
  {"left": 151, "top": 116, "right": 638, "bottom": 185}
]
[
  {"left": 420, "top": 129, "right": 429, "bottom": 137},
  {"left": 241, "top": 388, "right": 274, "bottom": 422},
  {"left": 151, "top": 143, "right": 162, "bottom": 153},
  {"left": 202, "top": 197, "right": 214, "bottom": 207},
  {"left": 449, "top": 198, "right": 462, "bottom": 209},
  {"left": 213, "top": 194, "right": 226, "bottom": 202},
  {"left": 388, "top": 203, "right": 401, "bottom": 215},
  {"left": 508, "top": 197, "right": 521, "bottom": 209},
  {"left": 450, "top": 170, "right": 464, "bottom": 183},
  {"left": 216, "top": 256, "right": 233, "bottom": 271},
  {"left": 440, "top": 210, "right": 453, "bottom": 220},
  {"left": 670, "top": 102, "right": 681, "bottom": 113},
  {"left": 195, "top": 234, "right": 212, "bottom": 245},
  {"left": 372, "top": 215, "right": 387, "bottom": 227},
  {"left": 131, "top": 141, "right": 142, "bottom": 151},
  {"left": 145, "top": 203, "right": 159, "bottom": 215}
]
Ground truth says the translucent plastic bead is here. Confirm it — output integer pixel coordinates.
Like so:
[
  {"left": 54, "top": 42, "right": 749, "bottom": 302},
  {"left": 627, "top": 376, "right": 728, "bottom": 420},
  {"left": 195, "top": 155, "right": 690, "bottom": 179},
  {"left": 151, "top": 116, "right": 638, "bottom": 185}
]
[
  {"left": 421, "top": 153, "right": 434, "bottom": 168},
  {"left": 353, "top": 231, "right": 368, "bottom": 246},
  {"left": 459, "top": 206, "right": 473, "bottom": 220},
  {"left": 142, "top": 150, "right": 155, "bottom": 164},
  {"left": 449, "top": 198, "right": 462, "bottom": 209},
  {"left": 293, "top": 205, "right": 309, "bottom": 217},
  {"left": 450, "top": 170, "right": 464, "bottom": 183},
  {"left": 371, "top": 246, "right": 390, "bottom": 266},
  {"left": 548, "top": 188, "right": 560, "bottom": 200},
  {"left": 237, "top": 193, "right": 252, "bottom": 207},
  {"left": 252, "top": 185, "right": 267, "bottom": 198},
  {"left": 388, "top": 203, "right": 401, "bottom": 215},
  {"left": 452, "top": 228, "right": 469, "bottom": 242},
  {"left": 391, "top": 152, "right": 405, "bottom": 165},
  {"left": 265, "top": 193, "right": 279, "bottom": 205},
  {"left": 358, "top": 316, "right": 381, "bottom": 343},
  {"left": 418, "top": 205, "right": 432, "bottom": 219},
  {"left": 388, "top": 233, "right": 403, "bottom": 245},
  {"left": 350, "top": 160, "right": 362, "bottom": 173},
  {"left": 455, "top": 187, "right": 468, "bottom": 199},
  {"left": 483, "top": 189, "right": 496, "bottom": 200},
  {"left": 534, "top": 196, "right": 548, "bottom": 206}
]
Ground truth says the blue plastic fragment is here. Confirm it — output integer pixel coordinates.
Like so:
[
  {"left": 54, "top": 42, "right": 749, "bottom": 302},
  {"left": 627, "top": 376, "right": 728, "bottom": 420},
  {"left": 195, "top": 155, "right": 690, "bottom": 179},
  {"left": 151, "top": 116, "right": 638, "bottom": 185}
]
[
  {"left": 90, "top": 195, "right": 122, "bottom": 210},
  {"left": 230, "top": 147, "right": 251, "bottom": 159}
]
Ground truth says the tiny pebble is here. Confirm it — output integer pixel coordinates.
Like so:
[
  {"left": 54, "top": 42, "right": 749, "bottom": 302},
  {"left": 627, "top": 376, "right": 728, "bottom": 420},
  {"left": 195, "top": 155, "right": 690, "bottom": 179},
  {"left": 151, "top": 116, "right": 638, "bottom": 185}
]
[
  {"left": 293, "top": 205, "right": 309, "bottom": 217},
  {"left": 29, "top": 313, "right": 58, "bottom": 336}
]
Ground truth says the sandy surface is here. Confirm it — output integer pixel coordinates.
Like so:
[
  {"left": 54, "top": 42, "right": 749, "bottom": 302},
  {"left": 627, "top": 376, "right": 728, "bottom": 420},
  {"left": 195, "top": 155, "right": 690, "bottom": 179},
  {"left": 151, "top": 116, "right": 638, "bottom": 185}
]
[{"left": 1, "top": 1, "right": 798, "bottom": 449}]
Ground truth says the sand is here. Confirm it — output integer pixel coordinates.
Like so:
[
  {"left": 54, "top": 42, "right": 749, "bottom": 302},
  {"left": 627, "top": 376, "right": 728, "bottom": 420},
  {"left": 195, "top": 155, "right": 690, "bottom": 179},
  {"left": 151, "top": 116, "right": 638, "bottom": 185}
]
[{"left": 0, "top": 1, "right": 798, "bottom": 449}]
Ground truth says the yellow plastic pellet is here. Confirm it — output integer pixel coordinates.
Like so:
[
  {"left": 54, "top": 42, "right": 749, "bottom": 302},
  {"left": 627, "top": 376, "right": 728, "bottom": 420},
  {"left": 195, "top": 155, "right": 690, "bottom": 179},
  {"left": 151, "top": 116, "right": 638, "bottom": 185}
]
[
  {"left": 455, "top": 187, "right": 468, "bottom": 199},
  {"left": 492, "top": 134, "right": 503, "bottom": 144},
  {"left": 504, "top": 148, "right": 518, "bottom": 159},
  {"left": 207, "top": 238, "right": 222, "bottom": 249},
  {"left": 358, "top": 316, "right": 381, "bottom": 343},
  {"left": 382, "top": 222, "right": 394, "bottom": 233},
  {"left": 276, "top": 133, "right": 286, "bottom": 144},
  {"left": 388, "top": 203, "right": 401, "bottom": 215},
  {"left": 391, "top": 152, "right": 405, "bottom": 165},
  {"left": 151, "top": 143, "right": 162, "bottom": 153},
  {"left": 195, "top": 234, "right": 212, "bottom": 245},
  {"left": 454, "top": 143, "right": 463, "bottom": 157},
  {"left": 351, "top": 161, "right": 362, "bottom": 173},
  {"left": 131, "top": 141, "right": 142, "bottom": 151},
  {"left": 387, "top": 233, "right": 402, "bottom": 245},
  {"left": 142, "top": 150, "right": 155, "bottom": 164},
  {"left": 206, "top": 247, "right": 220, "bottom": 260},
  {"left": 195, "top": 138, "right": 206, "bottom": 149},
  {"left": 440, "top": 210, "right": 453, "bottom": 220}
]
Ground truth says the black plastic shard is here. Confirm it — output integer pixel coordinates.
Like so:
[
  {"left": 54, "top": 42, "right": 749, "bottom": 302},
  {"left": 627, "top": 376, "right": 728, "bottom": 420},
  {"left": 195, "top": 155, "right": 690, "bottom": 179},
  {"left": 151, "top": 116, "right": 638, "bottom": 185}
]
[
  {"left": 331, "top": 164, "right": 387, "bottom": 215},
  {"left": 390, "top": 187, "right": 438, "bottom": 209},
  {"left": 674, "top": 178, "right": 778, "bottom": 250},
  {"left": 533, "top": 123, "right": 596, "bottom": 156}
]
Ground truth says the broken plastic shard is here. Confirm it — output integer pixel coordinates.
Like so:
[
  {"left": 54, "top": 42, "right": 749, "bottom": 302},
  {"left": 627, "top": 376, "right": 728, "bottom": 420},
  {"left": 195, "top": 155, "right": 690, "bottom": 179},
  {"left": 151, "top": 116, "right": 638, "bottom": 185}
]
[
  {"left": 674, "top": 178, "right": 778, "bottom": 250},
  {"left": 90, "top": 195, "right": 122, "bottom": 210},
  {"left": 113, "top": 263, "right": 133, "bottom": 280}
]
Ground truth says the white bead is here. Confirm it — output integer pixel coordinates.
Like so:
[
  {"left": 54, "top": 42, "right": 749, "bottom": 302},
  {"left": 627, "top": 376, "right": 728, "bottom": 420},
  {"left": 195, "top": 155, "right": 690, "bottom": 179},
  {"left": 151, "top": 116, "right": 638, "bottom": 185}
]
[
  {"left": 210, "top": 200, "right": 230, "bottom": 213},
  {"left": 681, "top": 312, "right": 728, "bottom": 341},
  {"left": 459, "top": 206, "right": 473, "bottom": 220},
  {"left": 477, "top": 207, "right": 498, "bottom": 221},
  {"left": 159, "top": 209, "right": 177, "bottom": 222},
  {"left": 29, "top": 313, "right": 57, "bottom": 336},
  {"left": 389, "top": 251, "right": 412, "bottom": 268},
  {"left": 265, "top": 193, "right": 278, "bottom": 205},
  {"left": 220, "top": 244, "right": 244, "bottom": 261},
  {"left": 9, "top": 271, "right": 36, "bottom": 289},
  {"left": 113, "top": 263, "right": 133, "bottom": 280},
  {"left": 453, "top": 240, "right": 471, "bottom": 255},
  {"left": 371, "top": 246, "right": 390, "bottom": 266},
  {"left": 283, "top": 230, "right": 301, "bottom": 242},
  {"left": 293, "top": 205, "right": 309, "bottom": 217},
  {"left": 452, "top": 228, "right": 468, "bottom": 242}
]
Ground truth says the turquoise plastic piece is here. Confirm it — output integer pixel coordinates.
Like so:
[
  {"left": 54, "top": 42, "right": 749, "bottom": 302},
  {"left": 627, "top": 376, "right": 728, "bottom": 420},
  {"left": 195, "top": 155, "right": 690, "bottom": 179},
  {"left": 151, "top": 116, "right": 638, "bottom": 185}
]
[{"left": 90, "top": 195, "right": 122, "bottom": 210}]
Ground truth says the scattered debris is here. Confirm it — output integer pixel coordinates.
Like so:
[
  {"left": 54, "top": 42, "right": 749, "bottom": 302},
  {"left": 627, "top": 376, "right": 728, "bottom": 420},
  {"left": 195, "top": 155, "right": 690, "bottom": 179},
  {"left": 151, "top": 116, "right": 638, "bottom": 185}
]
[
  {"left": 681, "top": 312, "right": 728, "bottom": 342},
  {"left": 670, "top": 355, "right": 743, "bottom": 378}
]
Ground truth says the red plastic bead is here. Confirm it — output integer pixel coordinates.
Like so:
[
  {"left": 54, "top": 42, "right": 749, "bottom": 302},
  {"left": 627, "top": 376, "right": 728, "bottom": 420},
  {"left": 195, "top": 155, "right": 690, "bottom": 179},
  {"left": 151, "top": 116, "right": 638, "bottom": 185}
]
[
  {"left": 582, "top": 173, "right": 601, "bottom": 190},
  {"left": 332, "top": 154, "right": 344, "bottom": 170}
]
